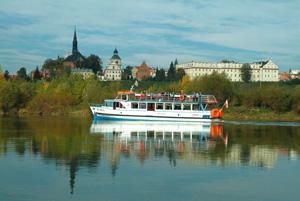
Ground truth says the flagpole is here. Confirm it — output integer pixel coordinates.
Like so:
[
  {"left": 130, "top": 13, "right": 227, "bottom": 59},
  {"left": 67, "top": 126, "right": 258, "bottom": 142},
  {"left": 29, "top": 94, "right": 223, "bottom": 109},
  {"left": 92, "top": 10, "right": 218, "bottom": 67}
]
[{"left": 220, "top": 99, "right": 228, "bottom": 111}]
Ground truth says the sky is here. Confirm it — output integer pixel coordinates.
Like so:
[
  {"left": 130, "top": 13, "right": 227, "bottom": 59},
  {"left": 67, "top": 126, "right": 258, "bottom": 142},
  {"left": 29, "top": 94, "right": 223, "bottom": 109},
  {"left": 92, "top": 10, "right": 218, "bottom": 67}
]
[{"left": 0, "top": 0, "right": 299, "bottom": 73}]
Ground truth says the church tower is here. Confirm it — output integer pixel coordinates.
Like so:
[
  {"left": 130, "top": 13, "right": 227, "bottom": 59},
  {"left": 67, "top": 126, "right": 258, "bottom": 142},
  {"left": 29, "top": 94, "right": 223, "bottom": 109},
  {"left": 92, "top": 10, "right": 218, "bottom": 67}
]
[
  {"left": 104, "top": 48, "right": 122, "bottom": 80},
  {"left": 64, "top": 28, "right": 85, "bottom": 68},
  {"left": 72, "top": 29, "right": 78, "bottom": 54}
]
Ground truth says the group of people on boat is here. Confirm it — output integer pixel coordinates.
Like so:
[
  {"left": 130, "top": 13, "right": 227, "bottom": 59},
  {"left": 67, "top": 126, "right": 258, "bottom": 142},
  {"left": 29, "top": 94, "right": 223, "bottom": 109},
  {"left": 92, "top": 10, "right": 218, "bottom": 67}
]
[{"left": 134, "top": 91, "right": 203, "bottom": 103}]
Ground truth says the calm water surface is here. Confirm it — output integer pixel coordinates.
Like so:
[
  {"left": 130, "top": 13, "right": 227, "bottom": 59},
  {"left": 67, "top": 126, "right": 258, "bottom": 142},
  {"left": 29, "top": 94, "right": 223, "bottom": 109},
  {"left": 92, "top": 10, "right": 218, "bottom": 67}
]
[{"left": 0, "top": 118, "right": 300, "bottom": 201}]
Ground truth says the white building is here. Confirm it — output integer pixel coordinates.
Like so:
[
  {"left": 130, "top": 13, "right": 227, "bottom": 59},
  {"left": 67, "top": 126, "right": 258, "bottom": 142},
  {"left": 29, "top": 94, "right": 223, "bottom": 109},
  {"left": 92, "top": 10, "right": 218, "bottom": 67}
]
[
  {"left": 290, "top": 69, "right": 300, "bottom": 79},
  {"left": 176, "top": 60, "right": 279, "bottom": 82},
  {"left": 104, "top": 49, "right": 122, "bottom": 81},
  {"left": 71, "top": 68, "right": 94, "bottom": 79}
]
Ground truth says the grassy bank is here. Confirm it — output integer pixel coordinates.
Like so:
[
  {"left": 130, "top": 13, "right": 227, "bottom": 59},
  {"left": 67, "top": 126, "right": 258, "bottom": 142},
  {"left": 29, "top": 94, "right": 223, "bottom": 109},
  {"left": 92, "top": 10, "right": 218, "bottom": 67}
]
[
  {"left": 223, "top": 107, "right": 300, "bottom": 122},
  {"left": 15, "top": 106, "right": 300, "bottom": 122}
]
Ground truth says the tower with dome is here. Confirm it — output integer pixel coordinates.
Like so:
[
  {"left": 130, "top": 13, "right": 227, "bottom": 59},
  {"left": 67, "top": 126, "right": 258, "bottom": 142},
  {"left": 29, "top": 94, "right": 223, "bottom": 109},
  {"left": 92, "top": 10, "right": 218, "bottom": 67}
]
[{"left": 104, "top": 48, "right": 122, "bottom": 81}]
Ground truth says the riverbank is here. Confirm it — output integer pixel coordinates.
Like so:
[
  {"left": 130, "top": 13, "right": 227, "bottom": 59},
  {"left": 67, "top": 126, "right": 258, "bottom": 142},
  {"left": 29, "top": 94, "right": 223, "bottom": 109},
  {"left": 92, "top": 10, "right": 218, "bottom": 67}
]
[
  {"left": 3, "top": 106, "right": 299, "bottom": 122},
  {"left": 223, "top": 107, "right": 300, "bottom": 122},
  {"left": 15, "top": 107, "right": 92, "bottom": 118}
]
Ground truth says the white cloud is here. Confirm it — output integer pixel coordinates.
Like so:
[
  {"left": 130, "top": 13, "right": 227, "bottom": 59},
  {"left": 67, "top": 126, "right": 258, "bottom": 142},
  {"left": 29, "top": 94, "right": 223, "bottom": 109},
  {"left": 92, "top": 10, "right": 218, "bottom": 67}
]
[{"left": 0, "top": 0, "right": 299, "bottom": 71}]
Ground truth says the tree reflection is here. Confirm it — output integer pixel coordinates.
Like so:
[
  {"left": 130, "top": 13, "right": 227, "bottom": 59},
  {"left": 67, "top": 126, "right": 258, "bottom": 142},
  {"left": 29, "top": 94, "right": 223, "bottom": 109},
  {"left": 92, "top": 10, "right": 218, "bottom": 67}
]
[{"left": 0, "top": 118, "right": 300, "bottom": 194}]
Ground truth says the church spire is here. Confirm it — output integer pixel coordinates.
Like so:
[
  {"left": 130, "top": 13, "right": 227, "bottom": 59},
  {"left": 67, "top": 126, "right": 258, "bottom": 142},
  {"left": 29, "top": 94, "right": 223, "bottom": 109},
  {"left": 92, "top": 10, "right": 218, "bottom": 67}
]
[
  {"left": 113, "top": 48, "right": 118, "bottom": 55},
  {"left": 72, "top": 28, "right": 78, "bottom": 54}
]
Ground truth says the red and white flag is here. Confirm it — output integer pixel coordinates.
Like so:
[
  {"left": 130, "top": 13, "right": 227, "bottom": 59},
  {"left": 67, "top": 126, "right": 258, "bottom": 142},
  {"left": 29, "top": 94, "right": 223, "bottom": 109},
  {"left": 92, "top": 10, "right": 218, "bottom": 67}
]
[
  {"left": 224, "top": 100, "right": 229, "bottom": 109},
  {"left": 224, "top": 134, "right": 228, "bottom": 147}
]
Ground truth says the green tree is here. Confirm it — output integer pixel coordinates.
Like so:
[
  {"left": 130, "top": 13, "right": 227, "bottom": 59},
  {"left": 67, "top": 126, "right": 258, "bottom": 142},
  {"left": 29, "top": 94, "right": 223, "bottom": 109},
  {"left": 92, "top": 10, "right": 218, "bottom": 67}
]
[
  {"left": 155, "top": 68, "right": 166, "bottom": 81},
  {"left": 42, "top": 57, "right": 66, "bottom": 79},
  {"left": 174, "top": 58, "right": 178, "bottom": 67},
  {"left": 82, "top": 54, "right": 103, "bottom": 74},
  {"left": 291, "top": 85, "right": 300, "bottom": 114},
  {"left": 184, "top": 72, "right": 234, "bottom": 102},
  {"left": 241, "top": 63, "right": 252, "bottom": 83},
  {"left": 175, "top": 68, "right": 185, "bottom": 81},
  {"left": 0, "top": 64, "right": 3, "bottom": 74},
  {"left": 261, "top": 86, "right": 291, "bottom": 112},
  {"left": 122, "top": 66, "right": 133, "bottom": 80},
  {"left": 167, "top": 61, "right": 176, "bottom": 80},
  {"left": 4, "top": 70, "right": 9, "bottom": 80},
  {"left": 17, "top": 67, "right": 29, "bottom": 80},
  {"left": 0, "top": 81, "right": 19, "bottom": 113},
  {"left": 33, "top": 67, "right": 41, "bottom": 81}
]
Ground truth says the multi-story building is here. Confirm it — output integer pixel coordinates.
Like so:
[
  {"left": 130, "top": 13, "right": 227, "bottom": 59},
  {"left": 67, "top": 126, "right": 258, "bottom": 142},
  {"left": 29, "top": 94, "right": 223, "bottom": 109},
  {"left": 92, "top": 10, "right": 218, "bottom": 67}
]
[
  {"left": 176, "top": 60, "right": 279, "bottom": 82},
  {"left": 104, "top": 49, "right": 122, "bottom": 81}
]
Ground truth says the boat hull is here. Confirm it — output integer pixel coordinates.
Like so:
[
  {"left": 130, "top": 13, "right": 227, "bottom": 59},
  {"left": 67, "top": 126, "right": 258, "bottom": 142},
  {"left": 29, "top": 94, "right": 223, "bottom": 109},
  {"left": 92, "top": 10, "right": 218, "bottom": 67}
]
[{"left": 92, "top": 111, "right": 221, "bottom": 122}]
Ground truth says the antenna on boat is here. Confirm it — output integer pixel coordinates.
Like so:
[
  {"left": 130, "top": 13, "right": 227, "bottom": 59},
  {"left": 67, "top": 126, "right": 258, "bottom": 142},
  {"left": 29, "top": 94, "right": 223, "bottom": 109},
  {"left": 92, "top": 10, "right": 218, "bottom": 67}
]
[{"left": 130, "top": 80, "right": 139, "bottom": 92}]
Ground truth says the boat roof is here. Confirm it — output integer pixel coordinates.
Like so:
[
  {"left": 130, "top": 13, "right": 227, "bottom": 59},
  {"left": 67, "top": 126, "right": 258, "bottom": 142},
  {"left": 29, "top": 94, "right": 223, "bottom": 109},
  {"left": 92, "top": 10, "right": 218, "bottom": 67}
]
[
  {"left": 105, "top": 99, "right": 205, "bottom": 104},
  {"left": 117, "top": 91, "right": 135, "bottom": 95}
]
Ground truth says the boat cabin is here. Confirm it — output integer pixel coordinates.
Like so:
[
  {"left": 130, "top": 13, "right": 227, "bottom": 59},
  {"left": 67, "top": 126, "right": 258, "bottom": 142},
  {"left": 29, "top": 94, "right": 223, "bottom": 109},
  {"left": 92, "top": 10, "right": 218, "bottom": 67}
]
[{"left": 105, "top": 91, "right": 218, "bottom": 112}]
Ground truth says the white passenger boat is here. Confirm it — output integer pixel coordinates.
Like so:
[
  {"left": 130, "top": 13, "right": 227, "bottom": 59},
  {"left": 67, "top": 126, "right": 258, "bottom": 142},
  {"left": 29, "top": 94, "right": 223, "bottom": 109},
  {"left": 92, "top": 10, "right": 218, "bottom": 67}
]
[{"left": 90, "top": 91, "right": 225, "bottom": 122}]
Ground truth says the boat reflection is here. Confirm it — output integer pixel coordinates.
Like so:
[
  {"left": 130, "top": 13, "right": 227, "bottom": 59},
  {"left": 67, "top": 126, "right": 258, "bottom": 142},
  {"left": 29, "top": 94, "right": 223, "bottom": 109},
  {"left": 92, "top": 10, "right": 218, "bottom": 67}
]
[
  {"left": 90, "top": 121, "right": 289, "bottom": 170},
  {"left": 90, "top": 120, "right": 227, "bottom": 144},
  {"left": 90, "top": 121, "right": 228, "bottom": 167}
]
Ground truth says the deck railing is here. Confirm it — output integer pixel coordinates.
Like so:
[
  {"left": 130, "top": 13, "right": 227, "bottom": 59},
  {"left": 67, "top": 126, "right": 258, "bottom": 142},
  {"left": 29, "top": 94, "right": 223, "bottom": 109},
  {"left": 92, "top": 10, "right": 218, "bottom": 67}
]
[{"left": 125, "top": 94, "right": 217, "bottom": 104}]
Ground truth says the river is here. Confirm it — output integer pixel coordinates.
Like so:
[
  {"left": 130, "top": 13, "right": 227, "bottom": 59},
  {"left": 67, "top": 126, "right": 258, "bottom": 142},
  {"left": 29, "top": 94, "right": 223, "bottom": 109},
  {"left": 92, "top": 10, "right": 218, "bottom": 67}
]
[{"left": 0, "top": 117, "right": 299, "bottom": 201}]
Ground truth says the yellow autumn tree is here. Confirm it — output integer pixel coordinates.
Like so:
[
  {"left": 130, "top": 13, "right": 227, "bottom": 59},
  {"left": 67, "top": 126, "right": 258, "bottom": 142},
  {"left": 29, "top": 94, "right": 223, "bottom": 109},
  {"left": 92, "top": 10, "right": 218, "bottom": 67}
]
[
  {"left": 0, "top": 64, "right": 4, "bottom": 80},
  {"left": 180, "top": 74, "right": 190, "bottom": 91}
]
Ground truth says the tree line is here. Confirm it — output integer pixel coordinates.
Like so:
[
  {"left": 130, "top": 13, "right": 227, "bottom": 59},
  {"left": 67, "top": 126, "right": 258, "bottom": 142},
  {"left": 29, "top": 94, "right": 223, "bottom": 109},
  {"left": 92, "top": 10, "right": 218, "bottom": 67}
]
[{"left": 0, "top": 70, "right": 299, "bottom": 116}]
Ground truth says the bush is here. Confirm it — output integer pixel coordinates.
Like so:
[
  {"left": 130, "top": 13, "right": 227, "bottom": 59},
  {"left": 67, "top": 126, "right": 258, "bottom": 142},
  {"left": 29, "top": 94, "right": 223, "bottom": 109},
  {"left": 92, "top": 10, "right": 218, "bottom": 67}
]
[
  {"left": 28, "top": 92, "right": 77, "bottom": 115},
  {"left": 0, "top": 80, "right": 19, "bottom": 113},
  {"left": 292, "top": 86, "right": 300, "bottom": 114},
  {"left": 261, "top": 86, "right": 292, "bottom": 112},
  {"left": 241, "top": 87, "right": 263, "bottom": 107}
]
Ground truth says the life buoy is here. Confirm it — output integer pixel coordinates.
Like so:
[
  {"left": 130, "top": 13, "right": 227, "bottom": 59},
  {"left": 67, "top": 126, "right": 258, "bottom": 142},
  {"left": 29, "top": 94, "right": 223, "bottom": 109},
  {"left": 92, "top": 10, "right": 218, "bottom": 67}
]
[
  {"left": 180, "top": 95, "right": 184, "bottom": 101},
  {"left": 211, "top": 125, "right": 223, "bottom": 138},
  {"left": 211, "top": 109, "right": 223, "bottom": 119}
]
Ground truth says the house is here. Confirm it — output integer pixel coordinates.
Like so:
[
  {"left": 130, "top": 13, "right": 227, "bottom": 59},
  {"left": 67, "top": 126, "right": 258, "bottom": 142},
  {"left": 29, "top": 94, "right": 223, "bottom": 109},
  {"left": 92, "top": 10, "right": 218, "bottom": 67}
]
[
  {"left": 132, "top": 61, "right": 155, "bottom": 81},
  {"left": 71, "top": 68, "right": 94, "bottom": 79}
]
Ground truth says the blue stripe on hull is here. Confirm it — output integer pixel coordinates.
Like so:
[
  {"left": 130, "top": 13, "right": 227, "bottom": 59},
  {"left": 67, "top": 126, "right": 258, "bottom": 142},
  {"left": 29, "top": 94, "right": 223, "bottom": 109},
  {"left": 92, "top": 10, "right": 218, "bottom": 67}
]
[
  {"left": 93, "top": 114, "right": 141, "bottom": 121},
  {"left": 93, "top": 113, "right": 220, "bottom": 122}
]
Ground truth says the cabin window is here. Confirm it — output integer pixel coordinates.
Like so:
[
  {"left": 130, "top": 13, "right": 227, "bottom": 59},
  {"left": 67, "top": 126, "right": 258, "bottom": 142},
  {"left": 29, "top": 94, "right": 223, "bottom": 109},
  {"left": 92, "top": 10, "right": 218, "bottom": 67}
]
[
  {"left": 156, "top": 103, "right": 164, "bottom": 110},
  {"left": 139, "top": 103, "right": 146, "bottom": 109},
  {"left": 183, "top": 104, "right": 191, "bottom": 110},
  {"left": 174, "top": 103, "right": 181, "bottom": 110},
  {"left": 105, "top": 101, "right": 113, "bottom": 107},
  {"left": 121, "top": 95, "right": 127, "bottom": 100},
  {"left": 147, "top": 103, "right": 155, "bottom": 111},
  {"left": 165, "top": 103, "right": 172, "bottom": 110},
  {"left": 192, "top": 104, "right": 200, "bottom": 111},
  {"left": 131, "top": 102, "right": 138, "bottom": 109}
]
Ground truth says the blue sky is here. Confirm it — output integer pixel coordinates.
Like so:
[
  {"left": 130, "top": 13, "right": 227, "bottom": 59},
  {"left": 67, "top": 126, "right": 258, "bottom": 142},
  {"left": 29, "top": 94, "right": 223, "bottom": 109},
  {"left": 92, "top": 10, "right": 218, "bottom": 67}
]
[{"left": 0, "top": 0, "right": 299, "bottom": 73}]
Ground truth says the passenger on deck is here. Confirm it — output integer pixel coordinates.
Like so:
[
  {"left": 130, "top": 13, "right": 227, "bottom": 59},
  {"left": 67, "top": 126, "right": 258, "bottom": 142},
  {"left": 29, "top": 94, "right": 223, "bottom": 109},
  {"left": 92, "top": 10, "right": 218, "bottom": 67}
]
[{"left": 196, "top": 93, "right": 200, "bottom": 102}]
